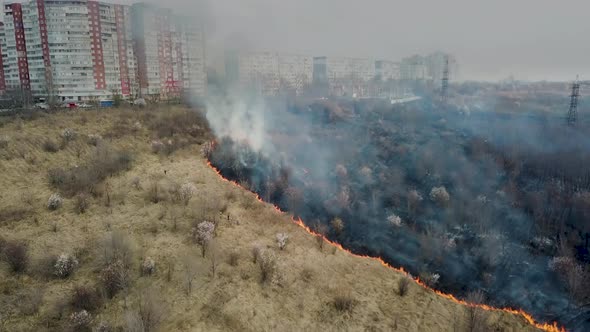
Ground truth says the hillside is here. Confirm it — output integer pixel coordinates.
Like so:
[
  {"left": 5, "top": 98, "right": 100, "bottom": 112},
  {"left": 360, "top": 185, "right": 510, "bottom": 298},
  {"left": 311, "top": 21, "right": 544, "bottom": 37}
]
[{"left": 0, "top": 106, "right": 541, "bottom": 331}]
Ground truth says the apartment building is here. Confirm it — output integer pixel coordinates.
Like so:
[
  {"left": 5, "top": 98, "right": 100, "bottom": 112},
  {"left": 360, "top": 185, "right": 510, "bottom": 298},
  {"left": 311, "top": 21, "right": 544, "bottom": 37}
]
[
  {"left": 226, "top": 51, "right": 313, "bottom": 96},
  {"left": 131, "top": 3, "right": 206, "bottom": 99},
  {"left": 0, "top": 1, "right": 205, "bottom": 101}
]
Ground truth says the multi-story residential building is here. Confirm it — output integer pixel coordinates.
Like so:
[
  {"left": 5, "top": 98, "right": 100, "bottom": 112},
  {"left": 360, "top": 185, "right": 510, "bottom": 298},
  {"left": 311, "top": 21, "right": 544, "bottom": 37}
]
[
  {"left": 131, "top": 3, "right": 206, "bottom": 100},
  {"left": 2, "top": 2, "right": 30, "bottom": 92},
  {"left": 0, "top": 0, "right": 205, "bottom": 101},
  {"left": 400, "top": 52, "right": 458, "bottom": 83},
  {"left": 375, "top": 60, "right": 400, "bottom": 82},
  {"left": 229, "top": 51, "right": 312, "bottom": 96}
]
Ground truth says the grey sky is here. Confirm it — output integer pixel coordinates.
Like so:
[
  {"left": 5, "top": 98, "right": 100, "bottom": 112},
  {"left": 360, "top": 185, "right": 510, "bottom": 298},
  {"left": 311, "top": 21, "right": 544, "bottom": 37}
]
[{"left": 30, "top": 0, "right": 590, "bottom": 81}]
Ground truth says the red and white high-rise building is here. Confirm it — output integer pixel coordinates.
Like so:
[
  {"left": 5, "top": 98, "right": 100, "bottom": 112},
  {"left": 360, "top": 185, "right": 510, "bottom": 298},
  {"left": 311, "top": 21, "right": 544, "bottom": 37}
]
[
  {"left": 131, "top": 3, "right": 206, "bottom": 100},
  {"left": 0, "top": 1, "right": 205, "bottom": 102}
]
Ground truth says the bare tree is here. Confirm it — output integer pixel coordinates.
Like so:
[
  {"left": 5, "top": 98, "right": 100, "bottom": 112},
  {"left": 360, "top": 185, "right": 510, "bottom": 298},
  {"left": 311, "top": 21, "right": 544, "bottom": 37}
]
[{"left": 181, "top": 251, "right": 199, "bottom": 295}]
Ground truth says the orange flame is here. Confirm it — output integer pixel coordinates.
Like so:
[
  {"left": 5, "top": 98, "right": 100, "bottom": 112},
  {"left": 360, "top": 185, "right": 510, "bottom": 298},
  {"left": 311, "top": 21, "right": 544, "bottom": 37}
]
[{"left": 206, "top": 159, "right": 565, "bottom": 332}]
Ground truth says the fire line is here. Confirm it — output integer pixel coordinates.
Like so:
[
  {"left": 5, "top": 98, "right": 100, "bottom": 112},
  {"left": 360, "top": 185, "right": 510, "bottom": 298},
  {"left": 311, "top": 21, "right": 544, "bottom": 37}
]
[{"left": 205, "top": 158, "right": 564, "bottom": 332}]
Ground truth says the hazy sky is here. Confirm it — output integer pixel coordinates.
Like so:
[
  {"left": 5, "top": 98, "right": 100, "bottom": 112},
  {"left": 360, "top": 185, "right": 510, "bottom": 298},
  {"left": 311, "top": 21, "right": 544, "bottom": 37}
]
[{"left": 18, "top": 0, "right": 590, "bottom": 81}]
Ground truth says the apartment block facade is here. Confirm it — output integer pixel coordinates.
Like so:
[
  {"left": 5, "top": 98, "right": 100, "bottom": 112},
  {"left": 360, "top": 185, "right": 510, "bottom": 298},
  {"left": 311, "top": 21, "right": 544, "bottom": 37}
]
[
  {"left": 227, "top": 51, "right": 313, "bottom": 96},
  {"left": 131, "top": 3, "right": 206, "bottom": 100},
  {"left": 0, "top": 0, "right": 205, "bottom": 101}
]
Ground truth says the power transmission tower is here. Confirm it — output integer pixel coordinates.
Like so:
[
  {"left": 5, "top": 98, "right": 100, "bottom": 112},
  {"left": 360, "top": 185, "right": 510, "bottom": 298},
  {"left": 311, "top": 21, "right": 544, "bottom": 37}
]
[
  {"left": 567, "top": 76, "right": 580, "bottom": 126},
  {"left": 441, "top": 55, "right": 450, "bottom": 101}
]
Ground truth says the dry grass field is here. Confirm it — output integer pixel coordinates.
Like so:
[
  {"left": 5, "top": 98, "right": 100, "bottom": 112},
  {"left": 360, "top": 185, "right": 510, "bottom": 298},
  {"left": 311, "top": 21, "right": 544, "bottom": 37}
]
[{"left": 0, "top": 106, "right": 541, "bottom": 331}]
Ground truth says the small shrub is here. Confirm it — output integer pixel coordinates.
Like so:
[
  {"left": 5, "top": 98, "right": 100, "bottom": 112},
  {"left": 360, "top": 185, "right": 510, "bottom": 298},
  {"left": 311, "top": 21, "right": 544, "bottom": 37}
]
[
  {"left": 70, "top": 310, "right": 92, "bottom": 331},
  {"left": 251, "top": 243, "right": 262, "bottom": 264},
  {"left": 178, "top": 182, "right": 197, "bottom": 206},
  {"left": 95, "top": 321, "right": 112, "bottom": 332},
  {"left": 75, "top": 193, "right": 90, "bottom": 214},
  {"left": 192, "top": 221, "right": 215, "bottom": 257},
  {"left": 151, "top": 140, "right": 164, "bottom": 154},
  {"left": 100, "top": 230, "right": 134, "bottom": 267},
  {"left": 47, "top": 193, "right": 63, "bottom": 211},
  {"left": 333, "top": 288, "right": 356, "bottom": 313},
  {"left": 135, "top": 289, "right": 164, "bottom": 332},
  {"left": 331, "top": 218, "right": 344, "bottom": 235},
  {"left": 258, "top": 249, "right": 277, "bottom": 283},
  {"left": 388, "top": 214, "right": 403, "bottom": 227},
  {"left": 87, "top": 134, "right": 102, "bottom": 146},
  {"left": 419, "top": 272, "right": 440, "bottom": 288},
  {"left": 62, "top": 128, "right": 78, "bottom": 142},
  {"left": 54, "top": 253, "right": 79, "bottom": 278},
  {"left": 18, "top": 288, "right": 44, "bottom": 315},
  {"left": 314, "top": 223, "right": 328, "bottom": 251},
  {"left": 300, "top": 267, "right": 314, "bottom": 282},
  {"left": 276, "top": 233, "right": 289, "bottom": 250},
  {"left": 43, "top": 139, "right": 59, "bottom": 153},
  {"left": 131, "top": 176, "right": 141, "bottom": 190},
  {"left": 101, "top": 260, "right": 129, "bottom": 298},
  {"left": 398, "top": 276, "right": 411, "bottom": 296},
  {"left": 0, "top": 136, "right": 9, "bottom": 149},
  {"left": 71, "top": 285, "right": 102, "bottom": 311},
  {"left": 228, "top": 251, "right": 239, "bottom": 267},
  {"left": 141, "top": 256, "right": 156, "bottom": 276},
  {"left": 430, "top": 186, "right": 450, "bottom": 207},
  {"left": 465, "top": 290, "right": 487, "bottom": 332},
  {"left": 146, "top": 181, "right": 164, "bottom": 204},
  {"left": 2, "top": 240, "right": 28, "bottom": 273}
]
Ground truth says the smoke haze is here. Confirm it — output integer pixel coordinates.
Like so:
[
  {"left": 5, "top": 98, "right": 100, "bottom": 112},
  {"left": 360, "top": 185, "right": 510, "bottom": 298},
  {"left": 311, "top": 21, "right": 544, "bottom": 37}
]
[{"left": 114, "top": 0, "right": 590, "bottom": 82}]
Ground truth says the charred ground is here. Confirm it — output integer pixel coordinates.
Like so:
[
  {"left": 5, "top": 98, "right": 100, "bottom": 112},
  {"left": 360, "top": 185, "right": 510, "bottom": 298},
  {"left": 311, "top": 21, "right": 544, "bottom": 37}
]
[{"left": 209, "top": 97, "right": 590, "bottom": 331}]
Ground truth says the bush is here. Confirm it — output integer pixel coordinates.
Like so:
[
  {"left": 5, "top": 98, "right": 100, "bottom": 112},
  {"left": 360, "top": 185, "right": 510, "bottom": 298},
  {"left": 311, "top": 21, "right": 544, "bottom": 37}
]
[
  {"left": 100, "top": 230, "right": 134, "bottom": 268},
  {"left": 71, "top": 285, "right": 102, "bottom": 312},
  {"left": 151, "top": 140, "right": 164, "bottom": 154},
  {"left": 419, "top": 272, "right": 440, "bottom": 288},
  {"left": 0, "top": 136, "right": 9, "bottom": 149},
  {"left": 101, "top": 260, "right": 129, "bottom": 298},
  {"left": 430, "top": 186, "right": 450, "bottom": 207},
  {"left": 47, "top": 144, "right": 133, "bottom": 197},
  {"left": 258, "top": 249, "right": 277, "bottom": 283},
  {"left": 465, "top": 290, "right": 487, "bottom": 332},
  {"left": 333, "top": 288, "right": 356, "bottom": 313},
  {"left": 251, "top": 243, "right": 262, "bottom": 264},
  {"left": 192, "top": 221, "right": 215, "bottom": 257},
  {"left": 54, "top": 253, "right": 79, "bottom": 278},
  {"left": 43, "top": 139, "right": 59, "bottom": 153},
  {"left": 276, "top": 233, "right": 289, "bottom": 250},
  {"left": 47, "top": 193, "right": 63, "bottom": 210},
  {"left": 87, "top": 134, "right": 102, "bottom": 147},
  {"left": 331, "top": 218, "right": 344, "bottom": 235},
  {"left": 398, "top": 276, "right": 411, "bottom": 296},
  {"left": 18, "top": 288, "right": 44, "bottom": 315},
  {"left": 75, "top": 193, "right": 90, "bottom": 214},
  {"left": 387, "top": 214, "right": 403, "bottom": 227},
  {"left": 141, "top": 257, "right": 156, "bottom": 276},
  {"left": 146, "top": 181, "right": 164, "bottom": 204},
  {"left": 70, "top": 310, "right": 92, "bottom": 331},
  {"left": 549, "top": 256, "right": 584, "bottom": 295},
  {"left": 228, "top": 251, "right": 240, "bottom": 267},
  {"left": 62, "top": 128, "right": 78, "bottom": 142},
  {"left": 2, "top": 240, "right": 28, "bottom": 273},
  {"left": 178, "top": 182, "right": 197, "bottom": 206}
]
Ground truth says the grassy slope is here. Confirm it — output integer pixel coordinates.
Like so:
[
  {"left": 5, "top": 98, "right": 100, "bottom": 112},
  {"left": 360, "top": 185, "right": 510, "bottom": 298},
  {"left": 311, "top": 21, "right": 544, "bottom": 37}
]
[{"left": 0, "top": 107, "right": 539, "bottom": 332}]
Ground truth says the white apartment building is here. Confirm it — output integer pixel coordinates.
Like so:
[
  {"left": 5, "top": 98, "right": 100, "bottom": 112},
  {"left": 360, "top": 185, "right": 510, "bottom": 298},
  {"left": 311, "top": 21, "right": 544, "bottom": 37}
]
[{"left": 233, "top": 51, "right": 312, "bottom": 96}]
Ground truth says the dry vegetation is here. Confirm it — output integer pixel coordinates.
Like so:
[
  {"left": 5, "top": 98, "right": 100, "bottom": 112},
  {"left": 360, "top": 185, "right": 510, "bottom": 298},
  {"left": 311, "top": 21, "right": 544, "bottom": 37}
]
[{"left": 0, "top": 106, "right": 541, "bottom": 331}]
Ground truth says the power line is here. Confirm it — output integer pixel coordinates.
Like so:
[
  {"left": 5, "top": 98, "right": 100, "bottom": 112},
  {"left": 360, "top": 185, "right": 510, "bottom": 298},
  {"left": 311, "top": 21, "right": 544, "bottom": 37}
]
[{"left": 567, "top": 75, "right": 580, "bottom": 126}]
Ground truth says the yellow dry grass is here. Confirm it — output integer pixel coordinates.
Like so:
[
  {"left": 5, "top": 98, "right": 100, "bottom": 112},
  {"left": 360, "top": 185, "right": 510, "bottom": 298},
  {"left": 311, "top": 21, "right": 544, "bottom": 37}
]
[{"left": 0, "top": 107, "right": 540, "bottom": 332}]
